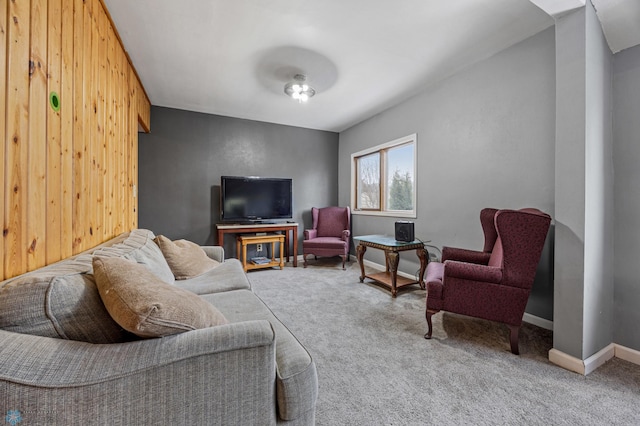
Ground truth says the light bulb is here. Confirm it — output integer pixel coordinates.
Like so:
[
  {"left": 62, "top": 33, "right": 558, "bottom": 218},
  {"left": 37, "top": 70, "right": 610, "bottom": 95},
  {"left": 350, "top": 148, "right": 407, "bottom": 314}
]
[{"left": 300, "top": 93, "right": 309, "bottom": 102}]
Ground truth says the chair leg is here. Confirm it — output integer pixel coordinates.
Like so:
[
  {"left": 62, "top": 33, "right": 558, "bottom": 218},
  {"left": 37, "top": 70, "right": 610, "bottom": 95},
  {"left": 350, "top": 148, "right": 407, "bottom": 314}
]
[
  {"left": 341, "top": 255, "right": 346, "bottom": 270},
  {"left": 424, "top": 310, "right": 437, "bottom": 339},
  {"left": 303, "top": 254, "right": 308, "bottom": 268},
  {"left": 508, "top": 324, "right": 520, "bottom": 355}
]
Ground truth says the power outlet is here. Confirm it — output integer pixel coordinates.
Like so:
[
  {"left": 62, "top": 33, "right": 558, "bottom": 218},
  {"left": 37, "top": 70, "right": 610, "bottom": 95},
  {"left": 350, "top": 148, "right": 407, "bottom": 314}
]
[{"left": 256, "top": 243, "right": 263, "bottom": 252}]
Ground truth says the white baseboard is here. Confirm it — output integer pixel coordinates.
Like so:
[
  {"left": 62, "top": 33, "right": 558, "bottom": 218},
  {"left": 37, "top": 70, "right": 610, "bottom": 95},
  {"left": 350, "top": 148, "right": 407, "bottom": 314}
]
[
  {"left": 614, "top": 344, "right": 640, "bottom": 365},
  {"left": 548, "top": 343, "right": 640, "bottom": 375},
  {"left": 584, "top": 344, "right": 616, "bottom": 375},
  {"left": 549, "top": 348, "right": 586, "bottom": 374},
  {"left": 522, "top": 313, "right": 553, "bottom": 330}
]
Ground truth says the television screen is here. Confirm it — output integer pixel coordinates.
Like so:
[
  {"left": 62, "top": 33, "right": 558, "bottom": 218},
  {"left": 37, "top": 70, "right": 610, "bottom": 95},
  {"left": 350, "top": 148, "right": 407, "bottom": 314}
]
[{"left": 220, "top": 176, "right": 293, "bottom": 223}]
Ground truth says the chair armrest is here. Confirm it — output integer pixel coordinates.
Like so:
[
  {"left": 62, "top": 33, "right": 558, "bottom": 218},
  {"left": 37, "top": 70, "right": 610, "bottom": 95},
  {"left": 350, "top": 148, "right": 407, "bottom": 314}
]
[
  {"left": 201, "top": 245, "right": 224, "bottom": 262},
  {"left": 341, "top": 230, "right": 350, "bottom": 241},
  {"left": 444, "top": 260, "right": 503, "bottom": 283},
  {"left": 304, "top": 229, "right": 317, "bottom": 240},
  {"left": 442, "top": 246, "right": 491, "bottom": 264}
]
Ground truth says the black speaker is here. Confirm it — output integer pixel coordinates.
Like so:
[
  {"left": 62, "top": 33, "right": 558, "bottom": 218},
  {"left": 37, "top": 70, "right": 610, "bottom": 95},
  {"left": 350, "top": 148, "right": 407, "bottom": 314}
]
[{"left": 395, "top": 221, "right": 415, "bottom": 242}]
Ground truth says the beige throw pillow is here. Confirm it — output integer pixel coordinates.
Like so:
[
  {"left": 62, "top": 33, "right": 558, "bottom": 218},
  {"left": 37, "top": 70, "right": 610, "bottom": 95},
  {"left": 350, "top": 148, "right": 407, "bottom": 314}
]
[
  {"left": 154, "top": 235, "right": 220, "bottom": 280},
  {"left": 93, "top": 256, "right": 228, "bottom": 338}
]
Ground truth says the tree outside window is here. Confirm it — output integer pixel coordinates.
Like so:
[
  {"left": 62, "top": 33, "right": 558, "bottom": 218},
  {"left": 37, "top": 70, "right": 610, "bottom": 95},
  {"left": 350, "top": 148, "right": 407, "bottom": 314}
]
[{"left": 387, "top": 143, "right": 414, "bottom": 211}]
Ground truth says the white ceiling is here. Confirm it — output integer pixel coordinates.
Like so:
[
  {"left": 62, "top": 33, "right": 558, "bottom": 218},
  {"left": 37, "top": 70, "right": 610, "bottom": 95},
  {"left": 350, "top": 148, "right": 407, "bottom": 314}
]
[
  {"left": 104, "top": 0, "right": 639, "bottom": 133},
  {"left": 592, "top": 0, "right": 640, "bottom": 54}
]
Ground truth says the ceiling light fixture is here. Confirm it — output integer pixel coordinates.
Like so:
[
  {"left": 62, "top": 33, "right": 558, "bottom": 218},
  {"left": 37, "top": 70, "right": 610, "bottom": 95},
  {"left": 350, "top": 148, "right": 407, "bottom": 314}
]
[{"left": 284, "top": 74, "right": 315, "bottom": 103}]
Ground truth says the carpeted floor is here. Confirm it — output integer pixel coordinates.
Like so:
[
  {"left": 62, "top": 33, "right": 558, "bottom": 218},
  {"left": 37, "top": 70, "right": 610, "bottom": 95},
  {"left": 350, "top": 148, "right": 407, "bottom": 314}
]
[{"left": 248, "top": 257, "right": 640, "bottom": 425}]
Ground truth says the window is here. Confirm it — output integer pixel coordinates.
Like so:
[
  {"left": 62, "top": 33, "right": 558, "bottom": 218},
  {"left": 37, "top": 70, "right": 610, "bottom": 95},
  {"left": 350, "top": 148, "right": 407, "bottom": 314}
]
[{"left": 351, "top": 134, "right": 416, "bottom": 218}]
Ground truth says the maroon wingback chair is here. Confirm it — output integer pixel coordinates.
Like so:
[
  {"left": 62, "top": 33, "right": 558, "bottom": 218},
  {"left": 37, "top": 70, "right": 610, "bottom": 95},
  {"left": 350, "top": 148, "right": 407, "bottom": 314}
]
[
  {"left": 303, "top": 206, "right": 351, "bottom": 269},
  {"left": 424, "top": 208, "right": 551, "bottom": 354}
]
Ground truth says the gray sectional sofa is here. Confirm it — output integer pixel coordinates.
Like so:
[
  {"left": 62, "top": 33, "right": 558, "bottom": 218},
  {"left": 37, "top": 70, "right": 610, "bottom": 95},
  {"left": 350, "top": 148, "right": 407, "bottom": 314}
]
[{"left": 0, "top": 229, "right": 317, "bottom": 425}]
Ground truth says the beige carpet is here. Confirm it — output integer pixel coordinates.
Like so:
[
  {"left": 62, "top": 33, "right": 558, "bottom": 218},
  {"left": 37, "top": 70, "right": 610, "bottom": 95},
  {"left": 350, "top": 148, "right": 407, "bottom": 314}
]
[{"left": 249, "top": 257, "right": 640, "bottom": 425}]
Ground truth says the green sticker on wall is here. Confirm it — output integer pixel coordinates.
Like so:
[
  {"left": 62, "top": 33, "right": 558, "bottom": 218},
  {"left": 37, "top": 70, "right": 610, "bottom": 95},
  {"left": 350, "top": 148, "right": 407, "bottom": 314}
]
[{"left": 49, "top": 91, "right": 60, "bottom": 112}]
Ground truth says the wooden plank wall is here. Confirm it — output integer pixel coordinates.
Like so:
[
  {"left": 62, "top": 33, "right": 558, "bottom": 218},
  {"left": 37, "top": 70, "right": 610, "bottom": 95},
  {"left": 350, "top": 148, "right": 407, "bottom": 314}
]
[{"left": 1, "top": 0, "right": 151, "bottom": 281}]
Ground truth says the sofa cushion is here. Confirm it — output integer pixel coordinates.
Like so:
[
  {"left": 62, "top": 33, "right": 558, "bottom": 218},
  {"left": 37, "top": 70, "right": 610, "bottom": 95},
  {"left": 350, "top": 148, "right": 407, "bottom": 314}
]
[
  {"left": 0, "top": 254, "right": 132, "bottom": 343},
  {"left": 93, "top": 229, "right": 175, "bottom": 284},
  {"left": 93, "top": 257, "right": 228, "bottom": 338},
  {"left": 202, "top": 289, "right": 317, "bottom": 421},
  {"left": 174, "top": 258, "right": 251, "bottom": 295},
  {"left": 154, "top": 235, "right": 220, "bottom": 280}
]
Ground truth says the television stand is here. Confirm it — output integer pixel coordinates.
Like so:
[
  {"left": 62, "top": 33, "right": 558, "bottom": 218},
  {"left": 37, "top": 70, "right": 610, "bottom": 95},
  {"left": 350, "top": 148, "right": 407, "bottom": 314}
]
[{"left": 216, "top": 222, "right": 299, "bottom": 267}]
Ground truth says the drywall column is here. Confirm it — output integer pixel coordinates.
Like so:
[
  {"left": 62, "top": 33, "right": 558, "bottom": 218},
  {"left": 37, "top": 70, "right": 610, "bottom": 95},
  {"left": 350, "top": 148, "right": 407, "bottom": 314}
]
[
  {"left": 613, "top": 45, "right": 640, "bottom": 351},
  {"left": 582, "top": 0, "right": 614, "bottom": 366},
  {"left": 551, "top": 1, "right": 614, "bottom": 374}
]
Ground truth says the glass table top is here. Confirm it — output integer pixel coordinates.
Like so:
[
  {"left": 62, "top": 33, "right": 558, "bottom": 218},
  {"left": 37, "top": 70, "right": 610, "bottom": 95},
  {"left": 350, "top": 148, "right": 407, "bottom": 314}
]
[{"left": 354, "top": 234, "right": 424, "bottom": 248}]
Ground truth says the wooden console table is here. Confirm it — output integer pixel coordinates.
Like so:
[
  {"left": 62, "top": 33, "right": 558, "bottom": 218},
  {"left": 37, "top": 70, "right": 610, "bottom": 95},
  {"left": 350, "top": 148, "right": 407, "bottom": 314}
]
[
  {"left": 216, "top": 222, "right": 298, "bottom": 267},
  {"left": 355, "top": 234, "right": 427, "bottom": 298}
]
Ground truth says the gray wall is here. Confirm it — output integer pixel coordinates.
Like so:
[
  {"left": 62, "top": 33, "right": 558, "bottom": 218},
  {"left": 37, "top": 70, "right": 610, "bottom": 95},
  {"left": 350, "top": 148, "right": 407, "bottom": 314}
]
[
  {"left": 613, "top": 43, "right": 640, "bottom": 350},
  {"left": 138, "top": 106, "right": 339, "bottom": 256},
  {"left": 338, "top": 27, "right": 556, "bottom": 320}
]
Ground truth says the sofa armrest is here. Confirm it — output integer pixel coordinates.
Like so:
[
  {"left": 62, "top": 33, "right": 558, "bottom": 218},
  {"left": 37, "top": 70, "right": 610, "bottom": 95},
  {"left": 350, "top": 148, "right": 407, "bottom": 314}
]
[
  {"left": 304, "top": 229, "right": 317, "bottom": 240},
  {"left": 0, "top": 321, "right": 277, "bottom": 424},
  {"left": 341, "top": 229, "right": 350, "bottom": 241},
  {"left": 201, "top": 245, "right": 225, "bottom": 262},
  {"left": 441, "top": 246, "right": 491, "bottom": 264}
]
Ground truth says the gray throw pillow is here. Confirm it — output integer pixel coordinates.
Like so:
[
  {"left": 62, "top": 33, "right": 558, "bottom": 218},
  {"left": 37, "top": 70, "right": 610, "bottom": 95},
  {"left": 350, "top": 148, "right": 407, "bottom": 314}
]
[{"left": 154, "top": 235, "right": 220, "bottom": 280}]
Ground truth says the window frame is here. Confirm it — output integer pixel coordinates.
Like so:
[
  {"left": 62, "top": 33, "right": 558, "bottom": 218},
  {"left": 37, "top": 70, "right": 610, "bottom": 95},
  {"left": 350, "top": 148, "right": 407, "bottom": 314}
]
[{"left": 350, "top": 133, "right": 417, "bottom": 218}]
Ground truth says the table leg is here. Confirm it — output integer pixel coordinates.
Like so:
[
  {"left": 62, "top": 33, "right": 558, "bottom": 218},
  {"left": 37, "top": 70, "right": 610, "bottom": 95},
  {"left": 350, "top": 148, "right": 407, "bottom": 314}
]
[
  {"left": 417, "top": 248, "right": 427, "bottom": 290},
  {"left": 218, "top": 230, "right": 225, "bottom": 257},
  {"left": 386, "top": 251, "right": 399, "bottom": 298},
  {"left": 242, "top": 243, "right": 248, "bottom": 272},
  {"left": 357, "top": 244, "right": 367, "bottom": 282},
  {"left": 292, "top": 226, "right": 298, "bottom": 267},
  {"left": 282, "top": 231, "right": 289, "bottom": 263}
]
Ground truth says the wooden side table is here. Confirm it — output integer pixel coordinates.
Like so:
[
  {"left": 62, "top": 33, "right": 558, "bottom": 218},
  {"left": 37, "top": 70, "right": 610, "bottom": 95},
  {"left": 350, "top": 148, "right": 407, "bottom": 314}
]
[
  {"left": 216, "top": 223, "right": 298, "bottom": 266},
  {"left": 237, "top": 234, "right": 285, "bottom": 272},
  {"left": 355, "top": 234, "right": 427, "bottom": 297}
]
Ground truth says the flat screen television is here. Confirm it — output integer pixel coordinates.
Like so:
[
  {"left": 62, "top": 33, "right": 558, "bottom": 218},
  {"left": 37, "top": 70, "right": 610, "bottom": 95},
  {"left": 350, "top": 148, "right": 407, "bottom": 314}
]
[{"left": 220, "top": 176, "right": 293, "bottom": 223}]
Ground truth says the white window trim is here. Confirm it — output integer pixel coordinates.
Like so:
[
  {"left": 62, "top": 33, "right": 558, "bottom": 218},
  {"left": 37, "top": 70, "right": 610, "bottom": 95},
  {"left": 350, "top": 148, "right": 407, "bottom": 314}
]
[{"left": 350, "top": 133, "right": 417, "bottom": 218}]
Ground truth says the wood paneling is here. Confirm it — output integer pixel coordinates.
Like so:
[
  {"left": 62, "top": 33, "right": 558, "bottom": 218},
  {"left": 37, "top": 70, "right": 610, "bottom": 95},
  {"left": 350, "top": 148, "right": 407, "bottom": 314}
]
[
  {"left": 5, "top": 0, "right": 30, "bottom": 277},
  {"left": 46, "top": 0, "right": 62, "bottom": 264},
  {"left": 1, "top": 0, "right": 150, "bottom": 280},
  {"left": 0, "top": 0, "right": 7, "bottom": 277},
  {"left": 28, "top": 0, "right": 47, "bottom": 270},
  {"left": 60, "top": 0, "right": 73, "bottom": 259}
]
